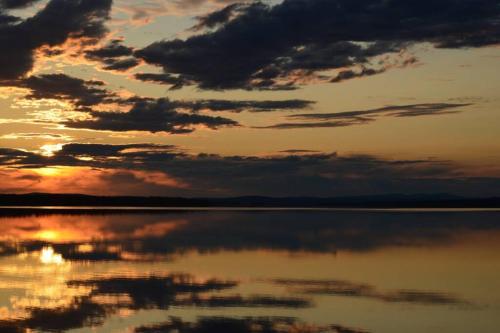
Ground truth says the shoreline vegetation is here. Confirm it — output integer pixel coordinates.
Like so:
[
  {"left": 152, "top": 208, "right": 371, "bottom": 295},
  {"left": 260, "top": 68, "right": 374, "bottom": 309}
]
[{"left": 0, "top": 193, "right": 499, "bottom": 209}]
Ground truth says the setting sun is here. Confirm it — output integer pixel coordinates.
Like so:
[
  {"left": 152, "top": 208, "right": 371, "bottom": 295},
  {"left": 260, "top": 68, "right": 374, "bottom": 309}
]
[
  {"left": 34, "top": 167, "right": 63, "bottom": 177},
  {"left": 40, "top": 144, "right": 63, "bottom": 157},
  {"left": 35, "top": 230, "right": 60, "bottom": 242}
]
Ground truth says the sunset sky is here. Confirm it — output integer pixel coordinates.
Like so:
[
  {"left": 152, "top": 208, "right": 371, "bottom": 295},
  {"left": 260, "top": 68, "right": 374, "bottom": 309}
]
[{"left": 0, "top": 0, "right": 499, "bottom": 196}]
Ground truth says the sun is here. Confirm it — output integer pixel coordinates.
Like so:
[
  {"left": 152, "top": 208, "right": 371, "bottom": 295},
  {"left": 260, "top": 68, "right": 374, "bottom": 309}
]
[
  {"left": 35, "top": 230, "right": 60, "bottom": 241},
  {"left": 40, "top": 143, "right": 63, "bottom": 157},
  {"left": 34, "top": 167, "right": 62, "bottom": 177}
]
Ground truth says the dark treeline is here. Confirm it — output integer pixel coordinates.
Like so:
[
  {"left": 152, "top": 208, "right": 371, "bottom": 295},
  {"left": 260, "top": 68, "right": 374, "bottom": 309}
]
[{"left": 0, "top": 193, "right": 499, "bottom": 208}]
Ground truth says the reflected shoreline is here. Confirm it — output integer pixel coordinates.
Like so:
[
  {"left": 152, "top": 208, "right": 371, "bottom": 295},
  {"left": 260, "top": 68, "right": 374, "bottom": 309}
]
[{"left": 1, "top": 206, "right": 499, "bottom": 215}]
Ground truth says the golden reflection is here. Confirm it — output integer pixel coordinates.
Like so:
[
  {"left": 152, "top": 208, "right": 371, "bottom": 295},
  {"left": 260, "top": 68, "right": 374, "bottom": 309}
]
[
  {"left": 0, "top": 214, "right": 188, "bottom": 243},
  {"left": 39, "top": 247, "right": 64, "bottom": 265},
  {"left": 77, "top": 244, "right": 95, "bottom": 253}
]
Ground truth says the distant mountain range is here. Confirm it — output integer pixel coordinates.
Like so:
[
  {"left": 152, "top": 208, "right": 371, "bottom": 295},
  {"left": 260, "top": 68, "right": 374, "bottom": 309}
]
[{"left": 0, "top": 193, "right": 499, "bottom": 208}]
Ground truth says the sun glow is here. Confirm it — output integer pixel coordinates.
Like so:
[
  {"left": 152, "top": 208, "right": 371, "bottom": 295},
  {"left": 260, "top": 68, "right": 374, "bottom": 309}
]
[
  {"left": 34, "top": 167, "right": 63, "bottom": 177},
  {"left": 35, "top": 230, "right": 60, "bottom": 241},
  {"left": 39, "top": 247, "right": 64, "bottom": 265},
  {"left": 40, "top": 143, "right": 63, "bottom": 157}
]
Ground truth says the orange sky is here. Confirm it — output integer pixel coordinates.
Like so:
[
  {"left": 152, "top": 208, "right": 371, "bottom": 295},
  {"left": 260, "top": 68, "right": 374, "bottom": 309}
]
[{"left": 0, "top": 0, "right": 499, "bottom": 196}]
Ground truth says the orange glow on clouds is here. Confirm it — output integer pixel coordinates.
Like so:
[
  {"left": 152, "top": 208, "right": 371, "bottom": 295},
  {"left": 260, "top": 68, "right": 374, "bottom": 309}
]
[{"left": 0, "top": 166, "right": 188, "bottom": 196}]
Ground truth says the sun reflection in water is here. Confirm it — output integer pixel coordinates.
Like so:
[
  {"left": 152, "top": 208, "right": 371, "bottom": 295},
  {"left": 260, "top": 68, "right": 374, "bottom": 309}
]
[{"left": 39, "top": 247, "right": 64, "bottom": 265}]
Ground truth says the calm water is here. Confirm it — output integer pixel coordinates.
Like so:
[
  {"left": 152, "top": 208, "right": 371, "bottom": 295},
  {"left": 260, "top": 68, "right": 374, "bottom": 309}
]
[{"left": 0, "top": 209, "right": 499, "bottom": 333}]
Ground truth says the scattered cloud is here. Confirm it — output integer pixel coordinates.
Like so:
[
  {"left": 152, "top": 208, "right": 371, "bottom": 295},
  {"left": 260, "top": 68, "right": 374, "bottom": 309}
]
[
  {"left": 190, "top": 2, "right": 245, "bottom": 31},
  {"left": 134, "top": 72, "right": 189, "bottom": 90},
  {"left": 85, "top": 39, "right": 140, "bottom": 72},
  {"left": 2, "top": 73, "right": 313, "bottom": 134},
  {"left": 135, "top": 0, "right": 500, "bottom": 90},
  {"left": 63, "top": 98, "right": 240, "bottom": 134},
  {"left": 0, "top": 0, "right": 42, "bottom": 10},
  {"left": 259, "top": 103, "right": 471, "bottom": 129},
  {"left": 0, "top": 0, "right": 112, "bottom": 80},
  {"left": 112, "top": 0, "right": 241, "bottom": 27},
  {"left": 1, "top": 143, "right": 500, "bottom": 197},
  {"left": 0, "top": 133, "right": 72, "bottom": 140},
  {"left": 135, "top": 317, "right": 368, "bottom": 333},
  {"left": 271, "top": 278, "right": 469, "bottom": 306},
  {"left": 13, "top": 74, "right": 115, "bottom": 110}
]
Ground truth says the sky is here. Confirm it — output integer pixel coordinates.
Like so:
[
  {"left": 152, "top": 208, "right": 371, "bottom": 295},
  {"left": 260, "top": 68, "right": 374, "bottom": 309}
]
[{"left": 0, "top": 0, "right": 499, "bottom": 197}]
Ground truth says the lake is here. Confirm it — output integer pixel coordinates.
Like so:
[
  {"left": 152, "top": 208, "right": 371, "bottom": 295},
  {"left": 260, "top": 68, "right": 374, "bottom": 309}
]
[{"left": 0, "top": 209, "right": 499, "bottom": 333}]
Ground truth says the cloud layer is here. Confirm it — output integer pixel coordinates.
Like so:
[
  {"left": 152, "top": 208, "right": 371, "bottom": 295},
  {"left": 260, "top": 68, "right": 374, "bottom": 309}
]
[
  {"left": 3, "top": 73, "right": 314, "bottom": 134},
  {"left": 135, "top": 0, "right": 500, "bottom": 90},
  {"left": 0, "top": 0, "right": 112, "bottom": 80},
  {"left": 1, "top": 143, "right": 500, "bottom": 197}
]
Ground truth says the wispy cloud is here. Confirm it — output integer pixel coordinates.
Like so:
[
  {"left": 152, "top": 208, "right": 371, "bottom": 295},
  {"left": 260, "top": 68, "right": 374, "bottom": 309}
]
[{"left": 258, "top": 103, "right": 471, "bottom": 129}]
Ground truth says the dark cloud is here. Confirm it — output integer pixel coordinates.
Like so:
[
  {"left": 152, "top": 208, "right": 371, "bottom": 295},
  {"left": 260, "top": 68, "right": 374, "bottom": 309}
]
[
  {"left": 191, "top": 3, "right": 246, "bottom": 31},
  {"left": 59, "top": 143, "right": 178, "bottom": 157},
  {"left": 0, "top": 0, "right": 41, "bottom": 9},
  {"left": 85, "top": 39, "right": 139, "bottom": 71},
  {"left": 2, "top": 209, "right": 500, "bottom": 258},
  {"left": 101, "top": 57, "right": 140, "bottom": 71},
  {"left": 136, "top": 0, "right": 500, "bottom": 90},
  {"left": 0, "top": 147, "right": 39, "bottom": 165},
  {"left": 279, "top": 149, "right": 320, "bottom": 154},
  {"left": 69, "top": 274, "right": 238, "bottom": 310},
  {"left": 3, "top": 72, "right": 312, "bottom": 134},
  {"left": 3, "top": 143, "right": 500, "bottom": 197},
  {"left": 71, "top": 274, "right": 310, "bottom": 310},
  {"left": 259, "top": 103, "right": 471, "bottom": 129},
  {"left": 271, "top": 278, "right": 469, "bottom": 306},
  {"left": 112, "top": 211, "right": 500, "bottom": 256},
  {"left": 186, "top": 98, "right": 314, "bottom": 113},
  {"left": 134, "top": 72, "right": 189, "bottom": 90},
  {"left": 64, "top": 98, "right": 240, "bottom": 134},
  {"left": 135, "top": 317, "right": 368, "bottom": 333},
  {"left": 0, "top": 0, "right": 112, "bottom": 80},
  {"left": 85, "top": 39, "right": 134, "bottom": 59},
  {"left": 0, "top": 133, "right": 70, "bottom": 139},
  {"left": 0, "top": 13, "right": 19, "bottom": 25},
  {"left": 289, "top": 103, "right": 471, "bottom": 120},
  {"left": 52, "top": 92, "right": 312, "bottom": 134},
  {"left": 0, "top": 271, "right": 314, "bottom": 332},
  {"left": 0, "top": 268, "right": 311, "bottom": 332},
  {"left": 23, "top": 297, "right": 107, "bottom": 331},
  {"left": 15, "top": 73, "right": 115, "bottom": 109},
  {"left": 330, "top": 67, "right": 385, "bottom": 83},
  {"left": 174, "top": 295, "right": 311, "bottom": 308},
  {"left": 0, "top": 297, "right": 107, "bottom": 332},
  {"left": 258, "top": 120, "right": 368, "bottom": 130}
]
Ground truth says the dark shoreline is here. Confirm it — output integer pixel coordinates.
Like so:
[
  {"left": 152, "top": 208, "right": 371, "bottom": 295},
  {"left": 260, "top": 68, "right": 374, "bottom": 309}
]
[{"left": 0, "top": 193, "right": 499, "bottom": 211}]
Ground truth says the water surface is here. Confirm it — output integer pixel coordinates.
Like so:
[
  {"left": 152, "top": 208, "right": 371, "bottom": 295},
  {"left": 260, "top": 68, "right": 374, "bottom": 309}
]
[{"left": 0, "top": 209, "right": 499, "bottom": 333}]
